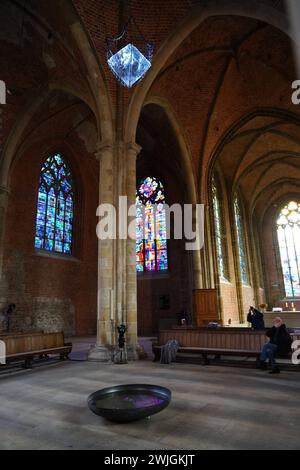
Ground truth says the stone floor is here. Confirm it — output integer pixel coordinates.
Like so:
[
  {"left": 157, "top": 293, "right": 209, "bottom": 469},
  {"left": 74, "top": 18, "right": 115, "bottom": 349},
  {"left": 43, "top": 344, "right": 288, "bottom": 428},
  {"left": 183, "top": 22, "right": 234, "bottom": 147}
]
[{"left": 0, "top": 355, "right": 300, "bottom": 450}]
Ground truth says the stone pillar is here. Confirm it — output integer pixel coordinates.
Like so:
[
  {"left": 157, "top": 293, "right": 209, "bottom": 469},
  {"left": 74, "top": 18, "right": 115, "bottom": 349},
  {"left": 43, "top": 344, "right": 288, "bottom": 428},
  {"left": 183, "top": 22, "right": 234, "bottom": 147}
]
[
  {"left": 89, "top": 142, "right": 115, "bottom": 362},
  {"left": 125, "top": 142, "right": 141, "bottom": 360},
  {"left": 89, "top": 140, "right": 142, "bottom": 362},
  {"left": 0, "top": 185, "right": 9, "bottom": 282}
]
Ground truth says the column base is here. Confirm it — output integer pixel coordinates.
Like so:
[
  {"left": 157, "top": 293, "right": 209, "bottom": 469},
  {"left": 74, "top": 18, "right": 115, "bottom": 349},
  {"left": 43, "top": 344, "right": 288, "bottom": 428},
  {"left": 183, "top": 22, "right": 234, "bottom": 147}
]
[
  {"left": 126, "top": 343, "right": 140, "bottom": 361},
  {"left": 88, "top": 345, "right": 113, "bottom": 363},
  {"left": 113, "top": 346, "right": 128, "bottom": 364},
  {"left": 88, "top": 344, "right": 142, "bottom": 363},
  {"left": 112, "top": 344, "right": 140, "bottom": 362}
]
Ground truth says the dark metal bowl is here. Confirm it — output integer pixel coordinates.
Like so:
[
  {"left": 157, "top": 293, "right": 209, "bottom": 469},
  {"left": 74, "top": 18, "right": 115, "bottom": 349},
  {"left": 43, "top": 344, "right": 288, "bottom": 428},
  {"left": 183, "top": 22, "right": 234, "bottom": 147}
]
[{"left": 87, "top": 384, "right": 171, "bottom": 422}]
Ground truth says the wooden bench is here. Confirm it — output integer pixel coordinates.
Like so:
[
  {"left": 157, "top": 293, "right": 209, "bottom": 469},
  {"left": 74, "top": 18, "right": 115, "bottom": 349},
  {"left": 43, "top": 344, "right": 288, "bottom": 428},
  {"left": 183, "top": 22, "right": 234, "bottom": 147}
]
[
  {"left": 1, "top": 332, "right": 72, "bottom": 369},
  {"left": 152, "top": 328, "right": 300, "bottom": 366}
]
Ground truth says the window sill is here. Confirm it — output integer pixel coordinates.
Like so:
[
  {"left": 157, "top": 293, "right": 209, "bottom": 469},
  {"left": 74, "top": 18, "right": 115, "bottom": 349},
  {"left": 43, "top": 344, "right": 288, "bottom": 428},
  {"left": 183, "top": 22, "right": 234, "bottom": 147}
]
[
  {"left": 219, "top": 277, "right": 232, "bottom": 285},
  {"left": 283, "top": 297, "right": 300, "bottom": 300},
  {"left": 137, "top": 271, "right": 170, "bottom": 281},
  {"left": 33, "top": 250, "right": 80, "bottom": 263}
]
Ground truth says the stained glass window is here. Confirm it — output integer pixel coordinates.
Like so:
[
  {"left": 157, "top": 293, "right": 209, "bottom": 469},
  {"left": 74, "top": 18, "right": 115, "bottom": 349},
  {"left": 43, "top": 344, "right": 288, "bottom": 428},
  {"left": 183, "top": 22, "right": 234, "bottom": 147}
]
[
  {"left": 277, "top": 201, "right": 300, "bottom": 297},
  {"left": 35, "top": 153, "right": 74, "bottom": 255},
  {"left": 136, "top": 176, "right": 168, "bottom": 272},
  {"left": 212, "top": 177, "right": 229, "bottom": 280},
  {"left": 234, "top": 196, "right": 250, "bottom": 285}
]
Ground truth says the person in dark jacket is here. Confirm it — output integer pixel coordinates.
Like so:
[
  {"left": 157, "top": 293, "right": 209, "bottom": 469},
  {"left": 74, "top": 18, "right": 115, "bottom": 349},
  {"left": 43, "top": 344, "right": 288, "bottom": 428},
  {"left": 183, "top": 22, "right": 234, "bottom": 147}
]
[
  {"left": 259, "top": 317, "right": 292, "bottom": 374},
  {"left": 247, "top": 306, "right": 265, "bottom": 330}
]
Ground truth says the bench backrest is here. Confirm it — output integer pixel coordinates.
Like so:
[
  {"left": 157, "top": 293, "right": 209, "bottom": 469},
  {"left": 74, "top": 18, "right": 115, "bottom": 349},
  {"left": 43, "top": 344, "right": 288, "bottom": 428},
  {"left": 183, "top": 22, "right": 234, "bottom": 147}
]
[
  {"left": 158, "top": 329, "right": 300, "bottom": 351},
  {"left": 0, "top": 331, "right": 43, "bottom": 339},
  {"left": 3, "top": 332, "right": 65, "bottom": 355}
]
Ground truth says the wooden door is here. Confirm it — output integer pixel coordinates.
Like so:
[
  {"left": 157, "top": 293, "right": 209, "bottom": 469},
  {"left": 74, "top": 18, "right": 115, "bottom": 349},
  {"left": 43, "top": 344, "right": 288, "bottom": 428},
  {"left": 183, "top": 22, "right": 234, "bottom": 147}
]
[{"left": 193, "top": 289, "right": 220, "bottom": 326}]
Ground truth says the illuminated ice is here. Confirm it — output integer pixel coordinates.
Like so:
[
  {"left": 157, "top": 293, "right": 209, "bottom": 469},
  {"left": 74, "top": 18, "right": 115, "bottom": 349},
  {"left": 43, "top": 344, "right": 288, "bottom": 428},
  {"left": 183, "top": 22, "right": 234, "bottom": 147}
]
[{"left": 107, "top": 43, "right": 151, "bottom": 88}]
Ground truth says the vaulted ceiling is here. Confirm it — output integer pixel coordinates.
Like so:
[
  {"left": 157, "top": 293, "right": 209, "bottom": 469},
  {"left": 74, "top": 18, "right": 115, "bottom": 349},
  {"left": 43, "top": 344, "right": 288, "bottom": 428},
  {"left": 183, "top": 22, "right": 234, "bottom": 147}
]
[{"left": 1, "top": 0, "right": 299, "bottom": 224}]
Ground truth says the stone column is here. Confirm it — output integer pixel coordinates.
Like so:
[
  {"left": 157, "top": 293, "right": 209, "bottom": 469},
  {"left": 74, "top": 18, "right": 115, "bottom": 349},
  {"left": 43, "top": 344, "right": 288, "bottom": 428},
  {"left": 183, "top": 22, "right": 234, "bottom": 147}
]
[
  {"left": 89, "top": 142, "right": 115, "bottom": 362},
  {"left": 0, "top": 185, "right": 9, "bottom": 282},
  {"left": 125, "top": 142, "right": 141, "bottom": 360},
  {"left": 190, "top": 204, "right": 205, "bottom": 326}
]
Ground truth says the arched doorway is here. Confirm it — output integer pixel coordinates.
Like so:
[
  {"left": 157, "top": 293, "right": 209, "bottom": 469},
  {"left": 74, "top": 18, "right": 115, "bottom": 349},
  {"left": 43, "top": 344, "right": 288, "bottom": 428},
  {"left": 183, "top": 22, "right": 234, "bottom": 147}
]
[{"left": 135, "top": 103, "right": 194, "bottom": 336}]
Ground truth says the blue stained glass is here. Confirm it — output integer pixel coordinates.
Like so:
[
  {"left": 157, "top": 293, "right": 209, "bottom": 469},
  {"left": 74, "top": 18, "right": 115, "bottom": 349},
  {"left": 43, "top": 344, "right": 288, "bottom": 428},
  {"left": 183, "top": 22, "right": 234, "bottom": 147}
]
[
  {"left": 35, "top": 237, "right": 42, "bottom": 249},
  {"left": 157, "top": 249, "right": 168, "bottom": 270},
  {"left": 234, "top": 197, "right": 249, "bottom": 285},
  {"left": 136, "top": 176, "right": 168, "bottom": 273},
  {"left": 107, "top": 43, "right": 151, "bottom": 88},
  {"left": 64, "top": 244, "right": 71, "bottom": 255},
  {"left": 212, "top": 177, "right": 229, "bottom": 280},
  {"left": 35, "top": 153, "right": 74, "bottom": 255}
]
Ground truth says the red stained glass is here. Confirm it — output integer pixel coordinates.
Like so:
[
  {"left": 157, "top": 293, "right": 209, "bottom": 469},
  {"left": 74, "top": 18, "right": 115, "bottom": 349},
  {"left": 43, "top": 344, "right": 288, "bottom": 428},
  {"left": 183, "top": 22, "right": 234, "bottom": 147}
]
[{"left": 136, "top": 177, "right": 168, "bottom": 272}]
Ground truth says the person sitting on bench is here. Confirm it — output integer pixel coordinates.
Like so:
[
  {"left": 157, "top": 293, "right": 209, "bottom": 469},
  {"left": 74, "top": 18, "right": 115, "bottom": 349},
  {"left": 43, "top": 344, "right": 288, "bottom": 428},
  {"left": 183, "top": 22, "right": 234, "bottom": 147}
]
[
  {"left": 259, "top": 317, "right": 292, "bottom": 374},
  {"left": 247, "top": 306, "right": 265, "bottom": 330}
]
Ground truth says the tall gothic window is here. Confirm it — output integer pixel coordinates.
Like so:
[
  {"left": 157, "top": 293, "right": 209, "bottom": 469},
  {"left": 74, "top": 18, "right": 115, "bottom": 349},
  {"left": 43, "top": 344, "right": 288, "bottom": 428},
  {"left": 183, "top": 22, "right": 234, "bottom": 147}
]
[
  {"left": 136, "top": 176, "right": 168, "bottom": 273},
  {"left": 277, "top": 201, "right": 300, "bottom": 297},
  {"left": 35, "top": 153, "right": 74, "bottom": 255},
  {"left": 234, "top": 196, "right": 250, "bottom": 285},
  {"left": 212, "top": 176, "right": 229, "bottom": 280}
]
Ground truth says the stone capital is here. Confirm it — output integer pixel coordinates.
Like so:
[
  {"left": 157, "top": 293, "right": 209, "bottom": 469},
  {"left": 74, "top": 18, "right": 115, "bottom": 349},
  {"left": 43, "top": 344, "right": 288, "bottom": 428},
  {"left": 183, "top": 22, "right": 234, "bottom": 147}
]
[
  {"left": 95, "top": 141, "right": 114, "bottom": 161},
  {"left": 0, "top": 185, "right": 9, "bottom": 195},
  {"left": 0, "top": 185, "right": 9, "bottom": 207},
  {"left": 126, "top": 142, "right": 142, "bottom": 159}
]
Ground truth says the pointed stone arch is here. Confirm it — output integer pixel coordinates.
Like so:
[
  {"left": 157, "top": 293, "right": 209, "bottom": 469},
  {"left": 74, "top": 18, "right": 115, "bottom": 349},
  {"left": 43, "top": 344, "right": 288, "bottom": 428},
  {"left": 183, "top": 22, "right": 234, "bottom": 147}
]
[
  {"left": 125, "top": 0, "right": 291, "bottom": 146},
  {"left": 143, "top": 96, "right": 197, "bottom": 205}
]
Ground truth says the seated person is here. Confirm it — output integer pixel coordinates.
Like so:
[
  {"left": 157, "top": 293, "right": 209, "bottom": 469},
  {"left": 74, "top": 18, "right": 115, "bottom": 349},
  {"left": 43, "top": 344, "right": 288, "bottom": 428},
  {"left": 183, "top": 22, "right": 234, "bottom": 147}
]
[
  {"left": 247, "top": 306, "right": 265, "bottom": 330},
  {"left": 259, "top": 317, "right": 292, "bottom": 374},
  {"left": 177, "top": 310, "right": 188, "bottom": 326}
]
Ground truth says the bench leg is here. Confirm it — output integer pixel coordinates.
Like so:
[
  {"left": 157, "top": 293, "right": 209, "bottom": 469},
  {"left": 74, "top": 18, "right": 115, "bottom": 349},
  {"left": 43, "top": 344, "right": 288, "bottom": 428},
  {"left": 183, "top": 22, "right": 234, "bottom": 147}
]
[
  {"left": 22, "top": 358, "right": 33, "bottom": 369},
  {"left": 202, "top": 353, "right": 210, "bottom": 365},
  {"left": 153, "top": 350, "right": 160, "bottom": 362},
  {"left": 39, "top": 354, "right": 49, "bottom": 360},
  {"left": 255, "top": 355, "right": 261, "bottom": 368},
  {"left": 60, "top": 353, "right": 68, "bottom": 360}
]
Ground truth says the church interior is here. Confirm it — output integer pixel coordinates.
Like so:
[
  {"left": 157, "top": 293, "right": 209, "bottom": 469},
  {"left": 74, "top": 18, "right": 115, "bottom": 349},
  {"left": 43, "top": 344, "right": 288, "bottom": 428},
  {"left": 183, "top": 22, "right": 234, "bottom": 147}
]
[{"left": 1, "top": 0, "right": 300, "bottom": 451}]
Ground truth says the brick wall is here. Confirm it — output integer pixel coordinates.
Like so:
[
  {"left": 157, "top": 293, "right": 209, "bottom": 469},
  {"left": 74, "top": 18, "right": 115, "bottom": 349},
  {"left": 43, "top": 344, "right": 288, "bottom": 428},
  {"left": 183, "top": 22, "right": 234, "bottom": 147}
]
[
  {"left": 0, "top": 111, "right": 99, "bottom": 336},
  {"left": 220, "top": 281, "right": 240, "bottom": 325}
]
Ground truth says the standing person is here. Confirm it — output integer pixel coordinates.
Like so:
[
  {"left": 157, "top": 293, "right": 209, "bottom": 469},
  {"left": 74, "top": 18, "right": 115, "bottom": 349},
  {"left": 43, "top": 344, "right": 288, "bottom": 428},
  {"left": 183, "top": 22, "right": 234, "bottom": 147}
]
[
  {"left": 259, "top": 317, "right": 292, "bottom": 374},
  {"left": 247, "top": 306, "right": 265, "bottom": 330}
]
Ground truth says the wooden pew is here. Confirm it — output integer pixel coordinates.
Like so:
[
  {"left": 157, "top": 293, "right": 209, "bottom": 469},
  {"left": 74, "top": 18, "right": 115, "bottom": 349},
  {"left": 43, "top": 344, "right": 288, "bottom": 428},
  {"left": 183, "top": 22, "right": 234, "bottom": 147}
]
[
  {"left": 1, "top": 332, "right": 72, "bottom": 369},
  {"left": 152, "top": 328, "right": 300, "bottom": 366}
]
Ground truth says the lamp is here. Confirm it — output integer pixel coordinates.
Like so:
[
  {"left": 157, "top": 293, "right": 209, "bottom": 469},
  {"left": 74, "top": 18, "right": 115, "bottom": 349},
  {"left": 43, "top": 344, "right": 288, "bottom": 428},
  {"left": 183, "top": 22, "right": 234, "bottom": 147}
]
[{"left": 106, "top": 16, "right": 154, "bottom": 88}]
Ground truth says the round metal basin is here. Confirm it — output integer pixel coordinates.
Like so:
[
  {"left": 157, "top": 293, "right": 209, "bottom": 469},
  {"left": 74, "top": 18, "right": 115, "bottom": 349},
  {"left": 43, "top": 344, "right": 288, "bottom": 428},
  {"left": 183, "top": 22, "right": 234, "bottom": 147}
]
[{"left": 87, "top": 384, "right": 171, "bottom": 423}]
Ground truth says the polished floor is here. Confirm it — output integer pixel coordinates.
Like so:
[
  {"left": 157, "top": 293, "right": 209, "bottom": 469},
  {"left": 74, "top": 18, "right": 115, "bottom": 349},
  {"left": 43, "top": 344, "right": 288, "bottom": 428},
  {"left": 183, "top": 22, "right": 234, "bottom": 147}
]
[{"left": 0, "top": 355, "right": 300, "bottom": 450}]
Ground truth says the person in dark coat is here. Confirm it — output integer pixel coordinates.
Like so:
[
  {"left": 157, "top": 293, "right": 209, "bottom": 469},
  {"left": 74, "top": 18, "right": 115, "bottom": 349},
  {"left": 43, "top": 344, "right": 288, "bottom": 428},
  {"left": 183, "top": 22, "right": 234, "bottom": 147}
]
[
  {"left": 247, "top": 306, "right": 265, "bottom": 330},
  {"left": 259, "top": 317, "right": 292, "bottom": 374}
]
